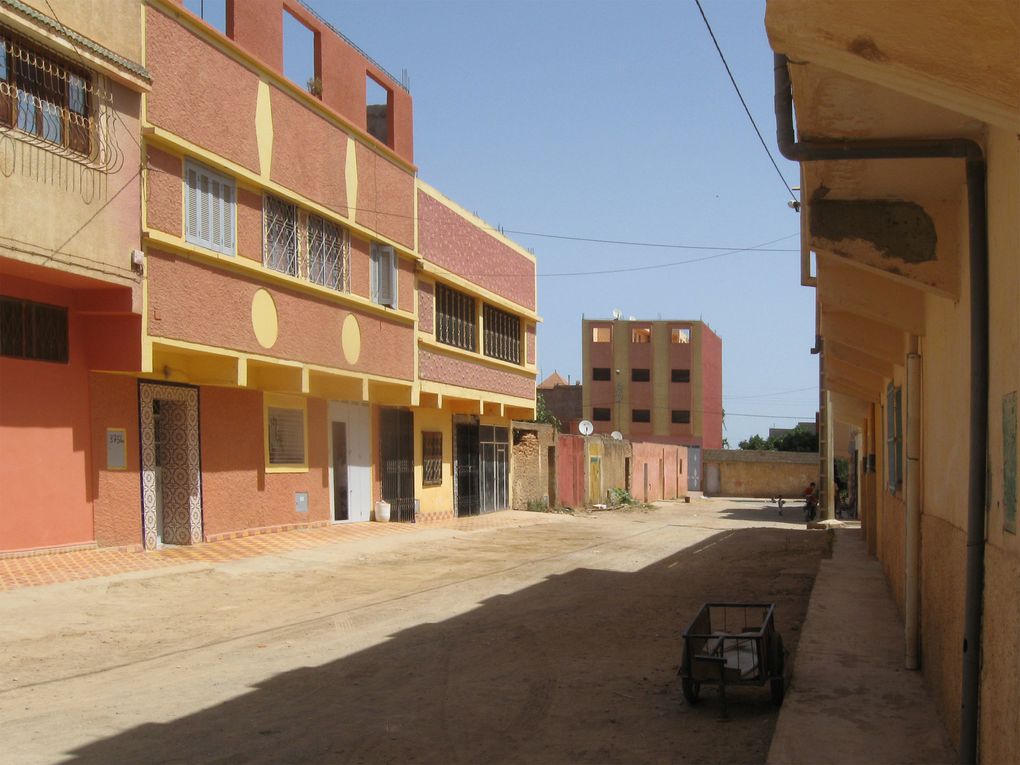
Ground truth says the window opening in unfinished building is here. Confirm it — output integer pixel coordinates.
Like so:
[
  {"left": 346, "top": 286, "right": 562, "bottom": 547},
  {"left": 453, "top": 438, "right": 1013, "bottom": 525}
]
[
  {"left": 283, "top": 9, "right": 319, "bottom": 96},
  {"left": 366, "top": 73, "right": 390, "bottom": 145},
  {"left": 183, "top": 0, "right": 227, "bottom": 34}
]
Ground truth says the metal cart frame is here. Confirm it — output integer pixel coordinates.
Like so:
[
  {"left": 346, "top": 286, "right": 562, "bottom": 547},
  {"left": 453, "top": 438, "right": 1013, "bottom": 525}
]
[{"left": 678, "top": 602, "right": 786, "bottom": 713}]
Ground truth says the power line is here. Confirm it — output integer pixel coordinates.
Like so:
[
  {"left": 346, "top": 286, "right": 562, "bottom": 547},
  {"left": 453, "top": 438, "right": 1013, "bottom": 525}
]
[
  {"left": 502, "top": 228, "right": 798, "bottom": 252},
  {"left": 693, "top": 0, "right": 797, "bottom": 202},
  {"left": 723, "top": 386, "right": 818, "bottom": 400},
  {"left": 538, "top": 232, "right": 796, "bottom": 277}
]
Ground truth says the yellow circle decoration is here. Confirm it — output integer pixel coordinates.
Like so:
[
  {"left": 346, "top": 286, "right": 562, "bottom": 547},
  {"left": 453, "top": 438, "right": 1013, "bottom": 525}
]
[
  {"left": 341, "top": 314, "right": 361, "bottom": 364},
  {"left": 251, "top": 289, "right": 279, "bottom": 349}
]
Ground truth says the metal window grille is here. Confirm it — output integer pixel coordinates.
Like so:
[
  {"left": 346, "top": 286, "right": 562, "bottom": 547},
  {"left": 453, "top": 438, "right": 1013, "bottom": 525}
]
[
  {"left": 0, "top": 296, "right": 68, "bottom": 363},
  {"left": 263, "top": 195, "right": 299, "bottom": 277},
  {"left": 267, "top": 406, "right": 305, "bottom": 465},
  {"left": 436, "top": 283, "right": 476, "bottom": 352},
  {"left": 0, "top": 28, "right": 121, "bottom": 171},
  {"left": 422, "top": 431, "right": 442, "bottom": 486},
  {"left": 483, "top": 304, "right": 520, "bottom": 364},
  {"left": 308, "top": 215, "right": 349, "bottom": 291}
]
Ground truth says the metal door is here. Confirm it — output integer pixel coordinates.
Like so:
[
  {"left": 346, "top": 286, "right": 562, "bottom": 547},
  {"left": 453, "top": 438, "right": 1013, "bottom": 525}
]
[
  {"left": 329, "top": 402, "right": 371, "bottom": 522},
  {"left": 480, "top": 426, "right": 509, "bottom": 513},
  {"left": 455, "top": 422, "right": 480, "bottom": 517},
  {"left": 380, "top": 407, "right": 414, "bottom": 522},
  {"left": 331, "top": 421, "right": 348, "bottom": 521},
  {"left": 688, "top": 446, "right": 702, "bottom": 492}
]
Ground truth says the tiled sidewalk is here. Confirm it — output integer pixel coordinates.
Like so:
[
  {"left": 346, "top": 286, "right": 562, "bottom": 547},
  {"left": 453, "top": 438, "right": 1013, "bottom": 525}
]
[{"left": 0, "top": 510, "right": 559, "bottom": 592}]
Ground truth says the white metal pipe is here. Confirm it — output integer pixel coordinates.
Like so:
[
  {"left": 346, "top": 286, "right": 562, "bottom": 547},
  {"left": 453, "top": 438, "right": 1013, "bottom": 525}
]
[{"left": 905, "top": 349, "right": 922, "bottom": 670}]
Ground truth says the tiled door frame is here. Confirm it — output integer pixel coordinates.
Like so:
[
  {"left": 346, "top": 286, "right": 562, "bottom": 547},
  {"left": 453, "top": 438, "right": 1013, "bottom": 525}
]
[{"left": 138, "top": 381, "right": 203, "bottom": 550}]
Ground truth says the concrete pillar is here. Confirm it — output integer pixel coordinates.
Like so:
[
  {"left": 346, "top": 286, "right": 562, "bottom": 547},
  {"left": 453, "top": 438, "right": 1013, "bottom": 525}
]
[{"left": 823, "top": 389, "right": 835, "bottom": 520}]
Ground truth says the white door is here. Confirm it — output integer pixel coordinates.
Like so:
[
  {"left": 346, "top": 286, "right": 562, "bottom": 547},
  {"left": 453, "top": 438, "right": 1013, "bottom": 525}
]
[{"left": 328, "top": 402, "right": 371, "bottom": 522}]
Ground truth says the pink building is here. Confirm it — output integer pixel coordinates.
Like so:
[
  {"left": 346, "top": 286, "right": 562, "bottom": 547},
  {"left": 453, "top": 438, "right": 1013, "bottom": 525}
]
[{"left": 581, "top": 318, "right": 722, "bottom": 449}]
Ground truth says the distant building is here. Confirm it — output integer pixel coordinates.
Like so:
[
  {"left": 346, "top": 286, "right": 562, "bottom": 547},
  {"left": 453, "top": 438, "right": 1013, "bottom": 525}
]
[
  {"left": 537, "top": 371, "right": 581, "bottom": 433},
  {"left": 581, "top": 319, "right": 722, "bottom": 448}
]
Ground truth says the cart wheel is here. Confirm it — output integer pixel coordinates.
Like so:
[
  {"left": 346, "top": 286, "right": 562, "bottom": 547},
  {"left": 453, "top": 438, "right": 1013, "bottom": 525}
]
[
  {"left": 682, "top": 677, "right": 701, "bottom": 704},
  {"left": 769, "top": 633, "right": 786, "bottom": 705}
]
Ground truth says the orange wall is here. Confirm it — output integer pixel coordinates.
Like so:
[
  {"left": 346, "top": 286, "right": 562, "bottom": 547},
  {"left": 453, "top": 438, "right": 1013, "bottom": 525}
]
[
  {"left": 90, "top": 373, "right": 142, "bottom": 547},
  {"left": 146, "top": 8, "right": 261, "bottom": 172},
  {"left": 269, "top": 87, "right": 349, "bottom": 215},
  {"left": 199, "top": 387, "right": 330, "bottom": 536},
  {"left": 0, "top": 278, "right": 93, "bottom": 552},
  {"left": 354, "top": 143, "right": 415, "bottom": 248},
  {"left": 146, "top": 250, "right": 415, "bottom": 380}
]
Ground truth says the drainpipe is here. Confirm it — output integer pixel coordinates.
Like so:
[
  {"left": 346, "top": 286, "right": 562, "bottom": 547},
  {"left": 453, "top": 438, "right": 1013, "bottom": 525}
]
[
  {"left": 905, "top": 347, "right": 921, "bottom": 670},
  {"left": 774, "top": 53, "right": 988, "bottom": 764}
]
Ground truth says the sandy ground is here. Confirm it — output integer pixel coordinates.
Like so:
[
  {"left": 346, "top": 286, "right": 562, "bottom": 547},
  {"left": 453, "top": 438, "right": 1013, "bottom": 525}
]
[{"left": 0, "top": 498, "right": 830, "bottom": 765}]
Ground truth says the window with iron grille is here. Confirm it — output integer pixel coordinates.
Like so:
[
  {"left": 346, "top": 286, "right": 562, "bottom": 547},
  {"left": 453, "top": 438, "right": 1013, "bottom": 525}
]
[
  {"left": 0, "top": 29, "right": 92, "bottom": 156},
  {"left": 267, "top": 406, "right": 305, "bottom": 466},
  {"left": 263, "top": 194, "right": 299, "bottom": 276},
  {"left": 0, "top": 296, "right": 68, "bottom": 363},
  {"left": 887, "top": 384, "right": 903, "bottom": 492},
  {"left": 185, "top": 160, "right": 236, "bottom": 255},
  {"left": 422, "top": 431, "right": 442, "bottom": 486},
  {"left": 483, "top": 304, "right": 520, "bottom": 364},
  {"left": 435, "top": 283, "right": 476, "bottom": 352},
  {"left": 308, "top": 215, "right": 349, "bottom": 291}
]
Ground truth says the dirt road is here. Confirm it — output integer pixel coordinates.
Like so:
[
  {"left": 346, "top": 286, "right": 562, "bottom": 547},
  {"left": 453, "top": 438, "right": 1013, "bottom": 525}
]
[{"left": 1, "top": 498, "right": 829, "bottom": 764}]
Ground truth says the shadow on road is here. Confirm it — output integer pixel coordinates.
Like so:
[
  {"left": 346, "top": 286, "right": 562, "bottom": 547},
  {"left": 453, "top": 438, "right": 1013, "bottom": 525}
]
[
  {"left": 65, "top": 528, "right": 829, "bottom": 765},
  {"left": 718, "top": 504, "right": 811, "bottom": 527}
]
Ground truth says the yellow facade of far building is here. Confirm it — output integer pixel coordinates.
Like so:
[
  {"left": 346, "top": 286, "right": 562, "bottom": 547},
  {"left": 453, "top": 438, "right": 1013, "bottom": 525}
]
[{"left": 766, "top": 2, "right": 1019, "bottom": 762}]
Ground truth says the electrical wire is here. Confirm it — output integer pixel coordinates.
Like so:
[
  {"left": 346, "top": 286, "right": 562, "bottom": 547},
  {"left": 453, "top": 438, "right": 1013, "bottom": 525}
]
[{"left": 693, "top": 0, "right": 797, "bottom": 202}]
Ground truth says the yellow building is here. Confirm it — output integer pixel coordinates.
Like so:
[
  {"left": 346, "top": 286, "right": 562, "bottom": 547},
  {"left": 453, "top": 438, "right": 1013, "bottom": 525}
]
[{"left": 766, "top": 1, "right": 1018, "bottom": 761}]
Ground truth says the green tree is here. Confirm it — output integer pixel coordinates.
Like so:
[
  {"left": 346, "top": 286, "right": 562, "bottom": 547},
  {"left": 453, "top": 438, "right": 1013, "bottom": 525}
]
[
  {"left": 738, "top": 425, "right": 818, "bottom": 452},
  {"left": 534, "top": 392, "right": 562, "bottom": 432}
]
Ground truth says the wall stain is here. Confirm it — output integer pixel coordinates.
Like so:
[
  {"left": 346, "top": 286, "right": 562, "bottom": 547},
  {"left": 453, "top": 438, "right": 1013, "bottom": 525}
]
[
  {"left": 848, "top": 36, "right": 887, "bottom": 62},
  {"left": 810, "top": 199, "right": 937, "bottom": 264}
]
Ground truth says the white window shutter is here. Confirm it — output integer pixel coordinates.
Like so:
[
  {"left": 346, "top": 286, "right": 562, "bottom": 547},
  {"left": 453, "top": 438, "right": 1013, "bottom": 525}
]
[
  {"left": 222, "top": 185, "right": 234, "bottom": 251},
  {"left": 388, "top": 247, "right": 398, "bottom": 308},
  {"left": 370, "top": 244, "right": 380, "bottom": 303},
  {"left": 186, "top": 167, "right": 198, "bottom": 240}
]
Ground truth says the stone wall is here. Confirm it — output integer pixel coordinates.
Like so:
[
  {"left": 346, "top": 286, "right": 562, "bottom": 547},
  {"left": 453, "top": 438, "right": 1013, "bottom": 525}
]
[
  {"left": 511, "top": 422, "right": 555, "bottom": 510},
  {"left": 702, "top": 450, "right": 819, "bottom": 498}
]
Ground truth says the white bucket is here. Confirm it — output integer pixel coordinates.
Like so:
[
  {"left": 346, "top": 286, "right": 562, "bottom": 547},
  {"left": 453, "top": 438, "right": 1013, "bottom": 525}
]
[{"left": 375, "top": 501, "right": 391, "bottom": 522}]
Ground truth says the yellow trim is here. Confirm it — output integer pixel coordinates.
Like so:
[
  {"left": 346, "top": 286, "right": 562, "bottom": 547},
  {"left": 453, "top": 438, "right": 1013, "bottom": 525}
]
[
  {"left": 144, "top": 0, "right": 416, "bottom": 173},
  {"left": 255, "top": 80, "right": 274, "bottom": 178},
  {"left": 143, "top": 229, "right": 417, "bottom": 325},
  {"left": 419, "top": 379, "right": 534, "bottom": 410},
  {"left": 142, "top": 125, "right": 419, "bottom": 258},
  {"left": 418, "top": 264, "right": 541, "bottom": 322},
  {"left": 263, "top": 392, "right": 309, "bottom": 473},
  {"left": 344, "top": 136, "right": 358, "bottom": 224},
  {"left": 418, "top": 335, "right": 537, "bottom": 376},
  {"left": 146, "top": 336, "right": 415, "bottom": 390},
  {"left": 416, "top": 180, "right": 536, "bottom": 264}
]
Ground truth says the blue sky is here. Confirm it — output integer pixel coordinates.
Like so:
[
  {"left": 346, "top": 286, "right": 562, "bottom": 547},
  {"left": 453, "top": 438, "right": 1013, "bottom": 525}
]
[{"left": 299, "top": 0, "right": 818, "bottom": 445}]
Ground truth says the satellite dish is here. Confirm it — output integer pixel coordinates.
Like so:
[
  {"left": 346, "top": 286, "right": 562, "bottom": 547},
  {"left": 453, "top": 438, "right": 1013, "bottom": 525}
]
[
  {"left": 611, "top": 308, "right": 623, "bottom": 320},
  {"left": 611, "top": 431, "right": 624, "bottom": 441},
  {"left": 578, "top": 420, "right": 594, "bottom": 436},
  {"left": 628, "top": 315, "right": 637, "bottom": 321}
]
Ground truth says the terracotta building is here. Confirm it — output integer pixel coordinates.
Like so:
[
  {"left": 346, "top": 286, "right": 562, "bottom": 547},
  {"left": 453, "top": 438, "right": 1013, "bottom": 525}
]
[
  {"left": 0, "top": 0, "right": 537, "bottom": 554},
  {"left": 580, "top": 318, "right": 722, "bottom": 449},
  {"left": 767, "top": 1, "right": 1018, "bottom": 761}
]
